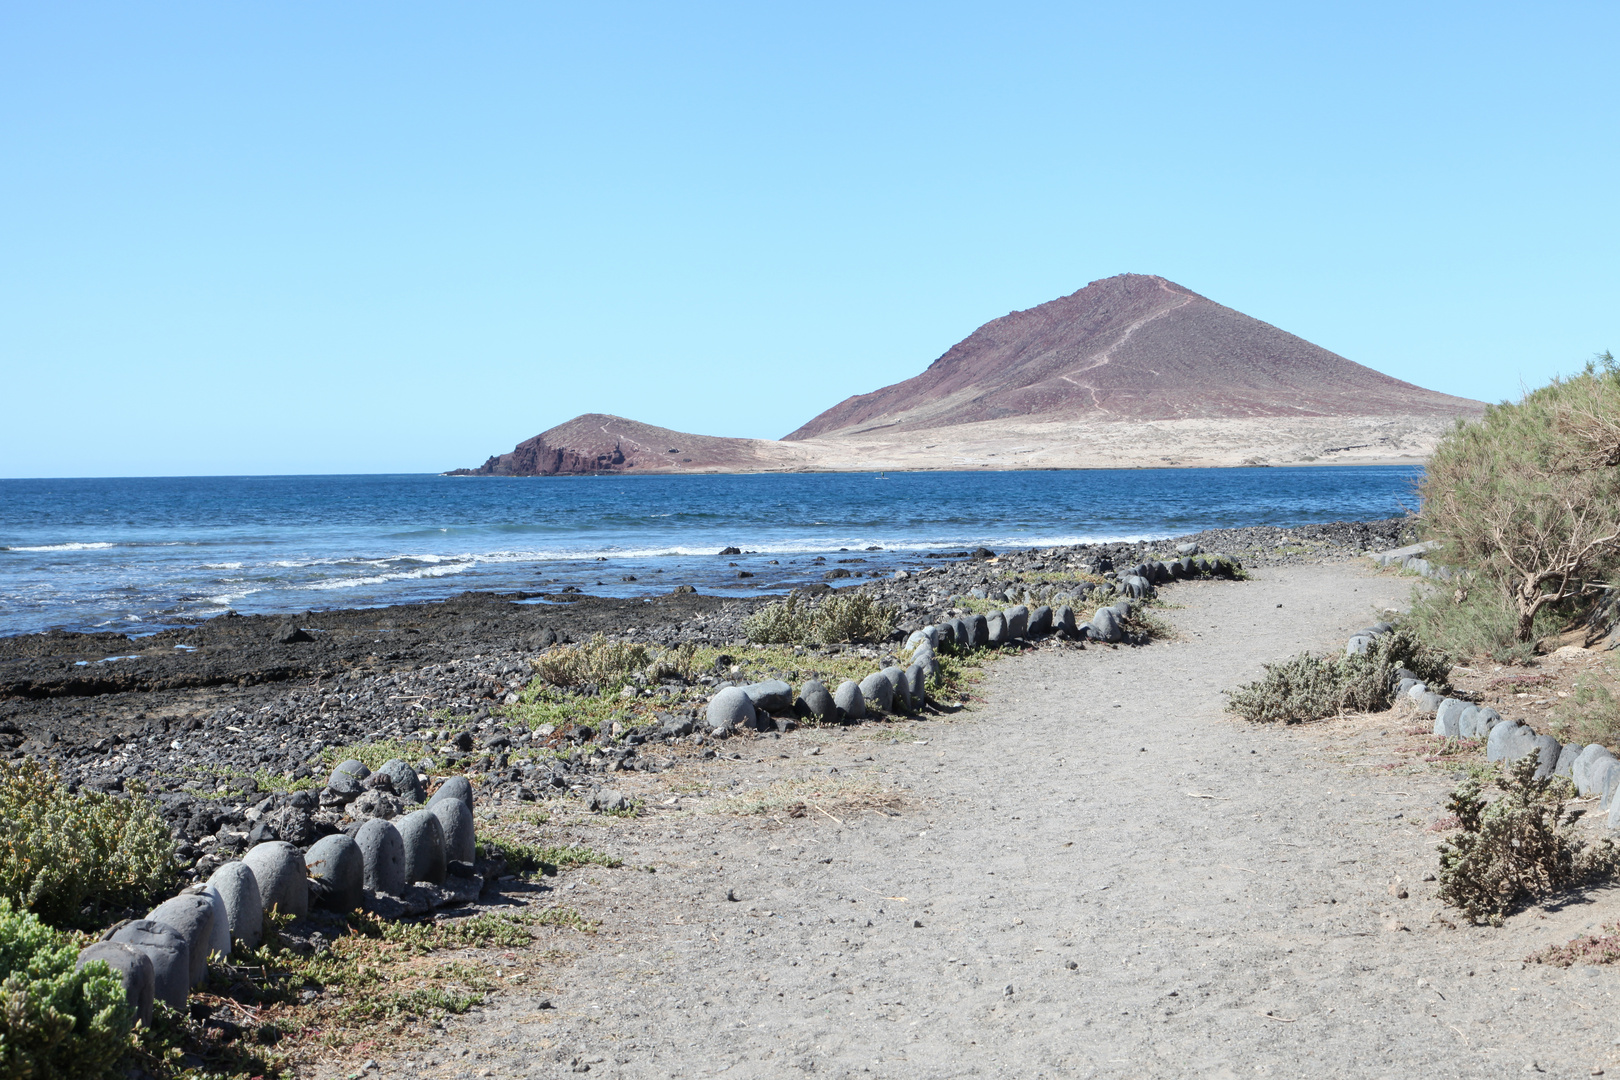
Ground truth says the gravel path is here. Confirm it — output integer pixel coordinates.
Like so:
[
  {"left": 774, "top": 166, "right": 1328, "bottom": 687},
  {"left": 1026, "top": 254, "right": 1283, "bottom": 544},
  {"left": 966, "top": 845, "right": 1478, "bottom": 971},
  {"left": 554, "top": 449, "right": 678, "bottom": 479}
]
[{"left": 336, "top": 561, "right": 1620, "bottom": 1079}]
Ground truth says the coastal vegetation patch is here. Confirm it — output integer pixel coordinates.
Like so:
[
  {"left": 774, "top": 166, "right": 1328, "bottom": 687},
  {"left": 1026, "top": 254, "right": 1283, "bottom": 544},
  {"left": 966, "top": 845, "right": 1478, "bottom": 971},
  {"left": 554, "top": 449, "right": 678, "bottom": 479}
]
[
  {"left": 1549, "top": 668, "right": 1620, "bottom": 748},
  {"left": 1225, "top": 626, "right": 1450, "bottom": 724},
  {"left": 742, "top": 591, "right": 899, "bottom": 647},
  {"left": 1418, "top": 351, "right": 1620, "bottom": 653},
  {"left": 1436, "top": 756, "right": 1617, "bottom": 926},
  {"left": 0, "top": 899, "right": 131, "bottom": 1080},
  {"left": 530, "top": 635, "right": 698, "bottom": 690},
  {"left": 173, "top": 905, "right": 594, "bottom": 1075},
  {"left": 0, "top": 760, "right": 175, "bottom": 929}
]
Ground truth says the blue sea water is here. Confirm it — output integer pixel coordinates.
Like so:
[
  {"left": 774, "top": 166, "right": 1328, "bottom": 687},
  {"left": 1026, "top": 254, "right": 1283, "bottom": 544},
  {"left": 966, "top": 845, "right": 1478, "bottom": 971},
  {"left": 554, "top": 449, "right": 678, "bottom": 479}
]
[{"left": 0, "top": 468, "right": 1421, "bottom": 638}]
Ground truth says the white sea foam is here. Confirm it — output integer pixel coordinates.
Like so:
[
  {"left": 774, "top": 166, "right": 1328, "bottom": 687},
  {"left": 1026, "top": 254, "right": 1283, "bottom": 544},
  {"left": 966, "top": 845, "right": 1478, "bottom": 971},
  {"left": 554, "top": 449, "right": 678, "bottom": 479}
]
[
  {"left": 4, "top": 542, "right": 117, "bottom": 552},
  {"left": 202, "top": 562, "right": 244, "bottom": 570},
  {"left": 299, "top": 561, "right": 475, "bottom": 591}
]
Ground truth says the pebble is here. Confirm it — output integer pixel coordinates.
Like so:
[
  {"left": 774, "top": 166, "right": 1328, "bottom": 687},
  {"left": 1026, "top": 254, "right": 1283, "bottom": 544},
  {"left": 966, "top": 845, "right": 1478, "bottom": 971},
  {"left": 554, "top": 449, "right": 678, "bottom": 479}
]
[
  {"left": 77, "top": 941, "right": 155, "bottom": 1026},
  {"left": 377, "top": 758, "right": 425, "bottom": 803},
  {"left": 881, "top": 666, "right": 911, "bottom": 713},
  {"left": 706, "top": 686, "right": 756, "bottom": 735},
  {"left": 332, "top": 758, "right": 370, "bottom": 782},
  {"left": 355, "top": 818, "right": 407, "bottom": 896},
  {"left": 904, "top": 665, "right": 927, "bottom": 707},
  {"left": 196, "top": 882, "right": 232, "bottom": 962},
  {"left": 427, "top": 774, "right": 475, "bottom": 813},
  {"left": 1089, "top": 607, "right": 1123, "bottom": 644},
  {"left": 206, "top": 861, "right": 264, "bottom": 949},
  {"left": 1486, "top": 720, "right": 1536, "bottom": 765},
  {"left": 429, "top": 797, "right": 477, "bottom": 866},
  {"left": 797, "top": 679, "right": 836, "bottom": 721},
  {"left": 859, "top": 671, "right": 894, "bottom": 713},
  {"left": 1575, "top": 744, "right": 1615, "bottom": 796},
  {"left": 985, "top": 613, "right": 1009, "bottom": 646},
  {"left": 146, "top": 893, "right": 216, "bottom": 986},
  {"left": 833, "top": 679, "right": 866, "bottom": 720},
  {"left": 324, "top": 769, "right": 363, "bottom": 804},
  {"left": 109, "top": 919, "right": 190, "bottom": 1011},
  {"left": 305, "top": 833, "right": 366, "bottom": 912},
  {"left": 243, "top": 840, "right": 310, "bottom": 919},
  {"left": 396, "top": 808, "right": 448, "bottom": 885},
  {"left": 1433, "top": 698, "right": 1467, "bottom": 739},
  {"left": 967, "top": 614, "right": 989, "bottom": 649},
  {"left": 742, "top": 680, "right": 793, "bottom": 713}
]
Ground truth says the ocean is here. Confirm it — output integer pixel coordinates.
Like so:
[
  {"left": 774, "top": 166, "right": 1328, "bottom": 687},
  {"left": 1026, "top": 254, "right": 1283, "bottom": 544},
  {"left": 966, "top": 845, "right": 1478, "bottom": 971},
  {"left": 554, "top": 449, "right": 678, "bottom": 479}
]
[{"left": 0, "top": 467, "right": 1421, "bottom": 638}]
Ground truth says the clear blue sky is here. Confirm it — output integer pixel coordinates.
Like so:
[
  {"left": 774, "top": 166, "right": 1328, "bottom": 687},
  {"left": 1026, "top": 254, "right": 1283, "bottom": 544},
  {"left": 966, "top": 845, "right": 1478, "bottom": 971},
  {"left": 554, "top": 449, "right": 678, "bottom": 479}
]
[{"left": 2, "top": 2, "right": 1615, "bottom": 477}]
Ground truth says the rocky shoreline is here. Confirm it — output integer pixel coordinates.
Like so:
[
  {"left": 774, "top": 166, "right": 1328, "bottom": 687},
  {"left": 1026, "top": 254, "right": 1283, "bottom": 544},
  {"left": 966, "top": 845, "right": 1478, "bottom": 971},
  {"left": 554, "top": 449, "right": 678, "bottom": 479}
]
[{"left": 0, "top": 516, "right": 1414, "bottom": 891}]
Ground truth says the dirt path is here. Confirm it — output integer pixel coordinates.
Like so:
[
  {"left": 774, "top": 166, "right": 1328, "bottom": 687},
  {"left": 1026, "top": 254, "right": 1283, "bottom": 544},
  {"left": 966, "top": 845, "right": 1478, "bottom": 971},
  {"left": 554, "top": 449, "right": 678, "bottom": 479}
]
[{"left": 337, "top": 562, "right": 1620, "bottom": 1079}]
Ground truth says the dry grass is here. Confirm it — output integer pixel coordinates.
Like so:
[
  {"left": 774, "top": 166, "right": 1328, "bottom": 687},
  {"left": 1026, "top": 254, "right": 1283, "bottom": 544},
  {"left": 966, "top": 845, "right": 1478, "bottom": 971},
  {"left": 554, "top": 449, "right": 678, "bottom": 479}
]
[
  {"left": 743, "top": 591, "right": 899, "bottom": 646},
  {"left": 207, "top": 906, "right": 593, "bottom": 1072},
  {"left": 530, "top": 635, "right": 696, "bottom": 690}
]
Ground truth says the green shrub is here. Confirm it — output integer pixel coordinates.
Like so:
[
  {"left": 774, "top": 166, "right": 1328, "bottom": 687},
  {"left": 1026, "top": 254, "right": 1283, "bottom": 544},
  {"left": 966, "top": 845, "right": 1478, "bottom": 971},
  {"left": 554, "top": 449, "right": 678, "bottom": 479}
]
[
  {"left": 531, "top": 635, "right": 649, "bottom": 688},
  {"left": 483, "top": 840, "right": 622, "bottom": 877},
  {"left": 530, "top": 636, "right": 698, "bottom": 690},
  {"left": 0, "top": 761, "right": 175, "bottom": 928},
  {"left": 645, "top": 641, "right": 697, "bottom": 681},
  {"left": 1549, "top": 669, "right": 1620, "bottom": 747},
  {"left": 1224, "top": 626, "right": 1450, "bottom": 723},
  {"left": 810, "top": 591, "right": 898, "bottom": 644},
  {"left": 742, "top": 593, "right": 815, "bottom": 645},
  {"left": 1405, "top": 578, "right": 1563, "bottom": 665},
  {"left": 0, "top": 898, "right": 132, "bottom": 1079},
  {"left": 1436, "top": 756, "right": 1618, "bottom": 926},
  {"left": 743, "top": 591, "right": 898, "bottom": 646},
  {"left": 1421, "top": 352, "right": 1620, "bottom": 643}
]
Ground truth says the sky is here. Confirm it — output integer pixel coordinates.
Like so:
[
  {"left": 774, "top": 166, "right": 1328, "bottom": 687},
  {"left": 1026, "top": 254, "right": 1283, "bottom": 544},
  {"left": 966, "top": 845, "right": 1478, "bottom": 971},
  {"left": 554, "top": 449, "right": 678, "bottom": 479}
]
[{"left": 2, "top": 2, "right": 1616, "bottom": 478}]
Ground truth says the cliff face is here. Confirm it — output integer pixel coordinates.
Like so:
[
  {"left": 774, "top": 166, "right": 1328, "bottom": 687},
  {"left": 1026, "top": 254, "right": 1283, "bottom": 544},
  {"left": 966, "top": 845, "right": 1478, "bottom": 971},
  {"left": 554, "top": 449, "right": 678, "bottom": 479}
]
[
  {"left": 785, "top": 274, "right": 1482, "bottom": 439},
  {"left": 446, "top": 414, "right": 797, "bottom": 477},
  {"left": 450, "top": 431, "right": 627, "bottom": 476}
]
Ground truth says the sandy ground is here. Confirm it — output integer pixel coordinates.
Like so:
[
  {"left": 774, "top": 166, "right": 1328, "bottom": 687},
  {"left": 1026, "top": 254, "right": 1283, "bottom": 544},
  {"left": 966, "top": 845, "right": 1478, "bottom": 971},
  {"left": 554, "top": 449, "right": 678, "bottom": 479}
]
[
  {"left": 791, "top": 413, "right": 1452, "bottom": 470},
  {"left": 541, "top": 413, "right": 1458, "bottom": 474},
  {"left": 323, "top": 561, "right": 1620, "bottom": 1079}
]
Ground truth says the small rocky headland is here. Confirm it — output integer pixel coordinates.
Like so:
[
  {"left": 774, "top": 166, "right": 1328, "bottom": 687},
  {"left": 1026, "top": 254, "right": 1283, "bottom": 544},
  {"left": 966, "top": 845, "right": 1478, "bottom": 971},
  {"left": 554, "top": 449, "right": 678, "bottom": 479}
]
[{"left": 0, "top": 516, "right": 1411, "bottom": 1077}]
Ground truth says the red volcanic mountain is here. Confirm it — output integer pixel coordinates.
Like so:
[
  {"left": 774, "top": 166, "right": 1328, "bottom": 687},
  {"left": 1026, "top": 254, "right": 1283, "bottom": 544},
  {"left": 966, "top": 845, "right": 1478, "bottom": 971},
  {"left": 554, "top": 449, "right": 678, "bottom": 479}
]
[
  {"left": 784, "top": 273, "right": 1480, "bottom": 439},
  {"left": 451, "top": 274, "right": 1485, "bottom": 475},
  {"left": 447, "top": 414, "right": 786, "bottom": 476}
]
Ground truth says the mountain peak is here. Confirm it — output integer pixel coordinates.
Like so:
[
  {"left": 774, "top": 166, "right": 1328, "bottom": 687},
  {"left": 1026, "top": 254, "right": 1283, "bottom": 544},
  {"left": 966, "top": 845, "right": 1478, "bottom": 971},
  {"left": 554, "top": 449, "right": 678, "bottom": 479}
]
[{"left": 784, "top": 273, "right": 1477, "bottom": 439}]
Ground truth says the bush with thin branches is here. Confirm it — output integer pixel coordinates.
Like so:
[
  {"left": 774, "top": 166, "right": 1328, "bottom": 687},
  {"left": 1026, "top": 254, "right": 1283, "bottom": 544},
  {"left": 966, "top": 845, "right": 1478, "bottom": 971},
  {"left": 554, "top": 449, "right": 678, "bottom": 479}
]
[{"left": 1421, "top": 351, "right": 1620, "bottom": 645}]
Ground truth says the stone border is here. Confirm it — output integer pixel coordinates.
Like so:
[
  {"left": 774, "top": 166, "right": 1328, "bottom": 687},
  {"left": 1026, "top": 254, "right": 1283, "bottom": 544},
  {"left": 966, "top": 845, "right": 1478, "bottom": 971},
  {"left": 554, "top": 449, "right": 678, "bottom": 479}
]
[
  {"left": 1357, "top": 627, "right": 1620, "bottom": 831},
  {"left": 704, "top": 548, "right": 1244, "bottom": 735},
  {"left": 1367, "top": 540, "right": 1450, "bottom": 580},
  {"left": 78, "top": 761, "right": 490, "bottom": 1029}
]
